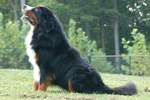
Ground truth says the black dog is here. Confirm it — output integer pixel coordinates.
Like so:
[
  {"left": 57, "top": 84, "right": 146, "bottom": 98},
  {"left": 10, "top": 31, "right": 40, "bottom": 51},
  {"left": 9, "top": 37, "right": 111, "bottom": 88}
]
[{"left": 21, "top": 4, "right": 137, "bottom": 95}]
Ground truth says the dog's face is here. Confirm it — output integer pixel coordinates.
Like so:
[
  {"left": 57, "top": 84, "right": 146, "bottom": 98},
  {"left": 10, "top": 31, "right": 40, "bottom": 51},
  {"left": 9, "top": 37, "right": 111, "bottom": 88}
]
[{"left": 21, "top": 4, "right": 54, "bottom": 32}]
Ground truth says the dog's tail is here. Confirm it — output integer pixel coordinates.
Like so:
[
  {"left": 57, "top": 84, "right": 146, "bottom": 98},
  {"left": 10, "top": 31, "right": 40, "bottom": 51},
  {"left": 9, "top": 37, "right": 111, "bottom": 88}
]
[{"left": 102, "top": 82, "right": 137, "bottom": 95}]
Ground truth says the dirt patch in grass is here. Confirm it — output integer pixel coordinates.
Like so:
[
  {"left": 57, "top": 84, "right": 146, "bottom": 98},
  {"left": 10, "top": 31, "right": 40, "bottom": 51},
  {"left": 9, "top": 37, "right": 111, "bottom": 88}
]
[
  {"left": 0, "top": 82, "right": 22, "bottom": 85},
  {"left": 17, "top": 94, "right": 46, "bottom": 99},
  {"left": 17, "top": 94, "right": 95, "bottom": 100},
  {"left": 106, "top": 96, "right": 117, "bottom": 100},
  {"left": 144, "top": 87, "right": 150, "bottom": 92},
  {"left": 0, "top": 94, "right": 10, "bottom": 97}
]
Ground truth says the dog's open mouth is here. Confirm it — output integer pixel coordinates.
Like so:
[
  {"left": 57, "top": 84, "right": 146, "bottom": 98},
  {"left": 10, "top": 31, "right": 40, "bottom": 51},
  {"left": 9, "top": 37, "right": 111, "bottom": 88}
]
[{"left": 21, "top": 15, "right": 35, "bottom": 24}]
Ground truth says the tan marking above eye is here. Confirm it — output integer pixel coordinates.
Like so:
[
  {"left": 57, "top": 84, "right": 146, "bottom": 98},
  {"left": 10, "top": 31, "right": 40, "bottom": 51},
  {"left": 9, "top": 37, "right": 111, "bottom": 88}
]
[{"left": 36, "top": 5, "right": 40, "bottom": 8}]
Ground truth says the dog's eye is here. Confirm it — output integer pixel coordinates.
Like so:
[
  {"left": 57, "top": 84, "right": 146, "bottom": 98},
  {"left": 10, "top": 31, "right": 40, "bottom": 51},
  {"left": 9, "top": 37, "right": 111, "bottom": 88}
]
[{"left": 35, "top": 8, "right": 38, "bottom": 11}]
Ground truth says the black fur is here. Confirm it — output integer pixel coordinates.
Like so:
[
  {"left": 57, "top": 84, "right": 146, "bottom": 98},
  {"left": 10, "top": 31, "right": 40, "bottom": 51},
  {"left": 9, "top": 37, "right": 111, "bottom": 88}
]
[{"left": 27, "top": 5, "right": 137, "bottom": 95}]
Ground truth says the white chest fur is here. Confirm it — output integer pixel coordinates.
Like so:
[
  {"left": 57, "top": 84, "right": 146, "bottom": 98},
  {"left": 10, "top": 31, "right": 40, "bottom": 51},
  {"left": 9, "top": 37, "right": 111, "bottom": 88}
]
[{"left": 25, "top": 26, "right": 40, "bottom": 83}]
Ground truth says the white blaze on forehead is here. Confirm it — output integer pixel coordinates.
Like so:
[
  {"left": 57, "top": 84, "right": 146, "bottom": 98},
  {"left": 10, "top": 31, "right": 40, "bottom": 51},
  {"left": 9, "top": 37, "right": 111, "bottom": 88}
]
[{"left": 22, "top": 5, "right": 34, "bottom": 12}]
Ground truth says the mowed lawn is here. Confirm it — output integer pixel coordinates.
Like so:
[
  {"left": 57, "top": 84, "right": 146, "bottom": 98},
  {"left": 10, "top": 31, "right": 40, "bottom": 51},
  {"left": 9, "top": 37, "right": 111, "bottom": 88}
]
[{"left": 0, "top": 69, "right": 150, "bottom": 100}]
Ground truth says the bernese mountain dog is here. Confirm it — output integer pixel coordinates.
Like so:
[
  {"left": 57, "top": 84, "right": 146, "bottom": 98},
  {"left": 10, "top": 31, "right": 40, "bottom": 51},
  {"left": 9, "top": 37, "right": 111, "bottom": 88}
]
[{"left": 21, "top": 4, "right": 137, "bottom": 95}]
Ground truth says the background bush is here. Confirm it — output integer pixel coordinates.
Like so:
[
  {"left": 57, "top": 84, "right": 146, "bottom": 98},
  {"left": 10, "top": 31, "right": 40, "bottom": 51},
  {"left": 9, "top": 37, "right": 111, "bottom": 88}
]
[
  {"left": 0, "top": 12, "right": 29, "bottom": 69},
  {"left": 68, "top": 19, "right": 114, "bottom": 73},
  {"left": 121, "top": 29, "right": 150, "bottom": 76}
]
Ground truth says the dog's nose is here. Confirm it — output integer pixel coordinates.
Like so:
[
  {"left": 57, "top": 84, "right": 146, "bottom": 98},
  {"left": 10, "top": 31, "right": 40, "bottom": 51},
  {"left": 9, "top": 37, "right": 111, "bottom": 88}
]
[{"left": 23, "top": 4, "right": 27, "bottom": 10}]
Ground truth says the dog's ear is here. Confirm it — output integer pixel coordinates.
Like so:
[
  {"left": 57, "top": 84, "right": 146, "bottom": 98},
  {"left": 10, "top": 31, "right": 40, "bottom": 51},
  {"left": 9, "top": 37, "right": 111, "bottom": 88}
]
[
  {"left": 42, "top": 7, "right": 54, "bottom": 33},
  {"left": 45, "top": 17, "right": 54, "bottom": 32}
]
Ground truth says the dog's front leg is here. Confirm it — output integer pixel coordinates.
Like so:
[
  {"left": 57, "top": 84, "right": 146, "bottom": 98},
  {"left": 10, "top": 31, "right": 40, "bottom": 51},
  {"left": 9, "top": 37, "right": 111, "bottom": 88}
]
[
  {"left": 32, "top": 80, "right": 39, "bottom": 91},
  {"left": 38, "top": 76, "right": 52, "bottom": 92}
]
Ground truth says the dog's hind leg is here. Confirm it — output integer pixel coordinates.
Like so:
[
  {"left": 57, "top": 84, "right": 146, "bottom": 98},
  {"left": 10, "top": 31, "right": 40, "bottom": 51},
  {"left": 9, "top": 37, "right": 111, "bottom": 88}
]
[{"left": 68, "top": 80, "right": 75, "bottom": 93}]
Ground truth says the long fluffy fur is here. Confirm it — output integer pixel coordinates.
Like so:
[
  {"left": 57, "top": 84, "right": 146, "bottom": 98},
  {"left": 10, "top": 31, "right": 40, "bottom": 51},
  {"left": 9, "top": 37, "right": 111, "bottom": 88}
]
[{"left": 24, "top": 5, "right": 137, "bottom": 95}]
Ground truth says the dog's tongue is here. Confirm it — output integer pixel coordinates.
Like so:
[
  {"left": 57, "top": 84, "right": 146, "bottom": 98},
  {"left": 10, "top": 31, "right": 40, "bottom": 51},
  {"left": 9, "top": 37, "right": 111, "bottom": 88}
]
[
  {"left": 21, "top": 15, "right": 35, "bottom": 24},
  {"left": 23, "top": 15, "right": 28, "bottom": 18}
]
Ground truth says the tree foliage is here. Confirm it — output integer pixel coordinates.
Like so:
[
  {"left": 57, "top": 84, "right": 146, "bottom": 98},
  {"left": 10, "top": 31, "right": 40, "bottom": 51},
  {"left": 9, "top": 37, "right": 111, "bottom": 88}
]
[
  {"left": 0, "top": 0, "right": 24, "bottom": 24},
  {"left": 121, "top": 29, "right": 150, "bottom": 76},
  {"left": 68, "top": 19, "right": 114, "bottom": 73},
  {"left": 0, "top": 12, "right": 29, "bottom": 69},
  {"left": 27, "top": 0, "right": 150, "bottom": 55},
  {"left": 1, "top": 0, "right": 150, "bottom": 55}
]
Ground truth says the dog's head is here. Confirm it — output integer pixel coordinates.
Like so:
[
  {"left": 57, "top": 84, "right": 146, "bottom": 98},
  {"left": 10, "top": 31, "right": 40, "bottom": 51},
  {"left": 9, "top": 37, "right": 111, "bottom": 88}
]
[{"left": 21, "top": 4, "right": 54, "bottom": 32}]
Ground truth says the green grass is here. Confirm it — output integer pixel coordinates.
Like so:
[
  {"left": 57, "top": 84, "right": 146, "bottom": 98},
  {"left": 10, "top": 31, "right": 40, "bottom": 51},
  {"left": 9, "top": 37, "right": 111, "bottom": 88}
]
[{"left": 0, "top": 69, "right": 150, "bottom": 100}]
